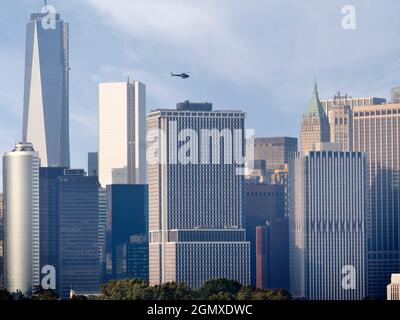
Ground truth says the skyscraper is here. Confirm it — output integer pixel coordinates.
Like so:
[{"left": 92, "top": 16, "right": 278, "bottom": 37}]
[
  {"left": 39, "top": 167, "right": 65, "bottom": 274},
  {"left": 245, "top": 183, "right": 285, "bottom": 285},
  {"left": 147, "top": 102, "right": 250, "bottom": 288},
  {"left": 58, "top": 169, "right": 100, "bottom": 298},
  {"left": 300, "top": 81, "right": 330, "bottom": 152},
  {"left": 289, "top": 143, "right": 367, "bottom": 300},
  {"left": 353, "top": 103, "right": 400, "bottom": 298},
  {"left": 253, "top": 137, "right": 297, "bottom": 175},
  {"left": 3, "top": 143, "right": 40, "bottom": 294},
  {"left": 104, "top": 184, "right": 148, "bottom": 280},
  {"left": 327, "top": 104, "right": 353, "bottom": 151},
  {"left": 321, "top": 92, "right": 386, "bottom": 114},
  {"left": 22, "top": 9, "right": 70, "bottom": 167},
  {"left": 256, "top": 218, "right": 289, "bottom": 290},
  {"left": 88, "top": 152, "right": 98, "bottom": 177},
  {"left": 98, "top": 81, "right": 146, "bottom": 187}
]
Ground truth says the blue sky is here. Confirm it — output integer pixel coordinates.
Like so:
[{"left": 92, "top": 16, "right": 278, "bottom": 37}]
[{"left": 1, "top": 0, "right": 400, "bottom": 186}]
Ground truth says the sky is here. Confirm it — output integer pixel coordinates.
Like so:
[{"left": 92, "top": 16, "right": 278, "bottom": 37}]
[{"left": 1, "top": 0, "right": 400, "bottom": 189}]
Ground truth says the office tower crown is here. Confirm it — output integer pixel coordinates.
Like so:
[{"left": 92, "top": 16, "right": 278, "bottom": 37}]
[{"left": 304, "top": 80, "right": 325, "bottom": 118}]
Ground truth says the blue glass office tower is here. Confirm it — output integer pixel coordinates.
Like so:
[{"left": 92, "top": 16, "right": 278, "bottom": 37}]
[
  {"left": 105, "top": 185, "right": 148, "bottom": 281},
  {"left": 58, "top": 170, "right": 100, "bottom": 298},
  {"left": 22, "top": 9, "right": 70, "bottom": 167},
  {"left": 39, "top": 167, "right": 65, "bottom": 275}
]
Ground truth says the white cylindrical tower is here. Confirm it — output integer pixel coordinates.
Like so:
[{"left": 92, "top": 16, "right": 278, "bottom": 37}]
[{"left": 3, "top": 142, "right": 40, "bottom": 294}]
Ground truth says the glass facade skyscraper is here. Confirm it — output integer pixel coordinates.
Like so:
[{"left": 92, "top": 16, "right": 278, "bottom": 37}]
[
  {"left": 3, "top": 143, "right": 40, "bottom": 294},
  {"left": 22, "top": 11, "right": 70, "bottom": 167},
  {"left": 289, "top": 144, "right": 367, "bottom": 300},
  {"left": 39, "top": 167, "right": 66, "bottom": 276},
  {"left": 147, "top": 102, "right": 250, "bottom": 288},
  {"left": 58, "top": 169, "right": 100, "bottom": 298},
  {"left": 353, "top": 103, "right": 400, "bottom": 298},
  {"left": 104, "top": 184, "right": 148, "bottom": 280}
]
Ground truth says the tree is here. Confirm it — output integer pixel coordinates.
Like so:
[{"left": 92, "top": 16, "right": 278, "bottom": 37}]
[
  {"left": 0, "top": 289, "right": 12, "bottom": 301},
  {"left": 32, "top": 285, "right": 59, "bottom": 300},
  {"left": 197, "top": 279, "right": 242, "bottom": 300}
]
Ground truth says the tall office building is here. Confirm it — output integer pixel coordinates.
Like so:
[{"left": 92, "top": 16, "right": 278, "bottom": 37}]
[
  {"left": 116, "top": 235, "right": 149, "bottom": 281},
  {"left": 271, "top": 164, "right": 290, "bottom": 216},
  {"left": 39, "top": 167, "right": 66, "bottom": 273},
  {"left": 327, "top": 104, "right": 353, "bottom": 151},
  {"left": 98, "top": 81, "right": 146, "bottom": 186},
  {"left": 300, "top": 81, "right": 330, "bottom": 152},
  {"left": 387, "top": 274, "right": 400, "bottom": 300},
  {"left": 245, "top": 183, "right": 285, "bottom": 286},
  {"left": 254, "top": 137, "right": 297, "bottom": 175},
  {"left": 256, "top": 218, "right": 289, "bottom": 290},
  {"left": 289, "top": 143, "right": 367, "bottom": 300},
  {"left": 147, "top": 102, "right": 250, "bottom": 288},
  {"left": 353, "top": 103, "right": 400, "bottom": 298},
  {"left": 98, "top": 187, "right": 106, "bottom": 281},
  {"left": 105, "top": 184, "right": 148, "bottom": 280},
  {"left": 58, "top": 169, "right": 100, "bottom": 298},
  {"left": 321, "top": 92, "right": 386, "bottom": 114},
  {"left": 391, "top": 87, "right": 400, "bottom": 104},
  {"left": 3, "top": 143, "right": 40, "bottom": 294},
  {"left": 88, "top": 152, "right": 98, "bottom": 177},
  {"left": 22, "top": 9, "right": 70, "bottom": 167}
]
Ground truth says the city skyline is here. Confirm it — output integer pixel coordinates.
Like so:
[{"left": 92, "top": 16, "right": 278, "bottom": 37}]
[
  {"left": 1, "top": 1, "right": 400, "bottom": 184},
  {"left": 2, "top": 1, "right": 400, "bottom": 303}
]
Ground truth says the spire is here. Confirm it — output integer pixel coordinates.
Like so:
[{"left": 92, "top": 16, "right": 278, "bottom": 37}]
[{"left": 304, "top": 79, "right": 325, "bottom": 118}]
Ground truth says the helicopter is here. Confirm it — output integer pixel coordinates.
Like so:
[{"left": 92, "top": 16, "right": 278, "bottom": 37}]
[{"left": 171, "top": 72, "right": 190, "bottom": 79}]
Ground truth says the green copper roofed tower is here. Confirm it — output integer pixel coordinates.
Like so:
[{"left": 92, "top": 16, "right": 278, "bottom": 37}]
[{"left": 300, "top": 80, "right": 330, "bottom": 152}]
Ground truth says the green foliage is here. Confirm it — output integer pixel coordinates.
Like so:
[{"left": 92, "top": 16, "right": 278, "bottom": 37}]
[
  {"left": 32, "top": 285, "right": 59, "bottom": 300},
  {"left": 197, "top": 279, "right": 242, "bottom": 300},
  {"left": 100, "top": 279, "right": 193, "bottom": 300},
  {"left": 99, "top": 278, "right": 292, "bottom": 301},
  {"left": 0, "top": 289, "right": 12, "bottom": 301}
]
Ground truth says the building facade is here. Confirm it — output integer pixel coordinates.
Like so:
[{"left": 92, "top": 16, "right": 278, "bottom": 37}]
[
  {"left": 387, "top": 274, "right": 400, "bottom": 300},
  {"left": 88, "top": 152, "right": 98, "bottom": 177},
  {"left": 289, "top": 145, "right": 367, "bottom": 300},
  {"left": 39, "top": 167, "right": 66, "bottom": 277},
  {"left": 22, "top": 11, "right": 70, "bottom": 167},
  {"left": 256, "top": 218, "right": 289, "bottom": 290},
  {"left": 105, "top": 184, "right": 148, "bottom": 280},
  {"left": 245, "top": 183, "right": 285, "bottom": 285},
  {"left": 254, "top": 137, "right": 298, "bottom": 176},
  {"left": 116, "top": 235, "right": 149, "bottom": 281},
  {"left": 300, "top": 81, "right": 330, "bottom": 152},
  {"left": 353, "top": 103, "right": 400, "bottom": 298},
  {"left": 147, "top": 102, "right": 250, "bottom": 288},
  {"left": 58, "top": 169, "right": 100, "bottom": 298},
  {"left": 327, "top": 104, "right": 353, "bottom": 151},
  {"left": 98, "top": 81, "right": 146, "bottom": 187},
  {"left": 321, "top": 93, "right": 386, "bottom": 114},
  {"left": 3, "top": 143, "right": 40, "bottom": 294}
]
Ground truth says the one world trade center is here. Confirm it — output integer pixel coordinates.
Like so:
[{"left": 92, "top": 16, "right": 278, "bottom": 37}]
[{"left": 22, "top": 6, "right": 70, "bottom": 167}]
